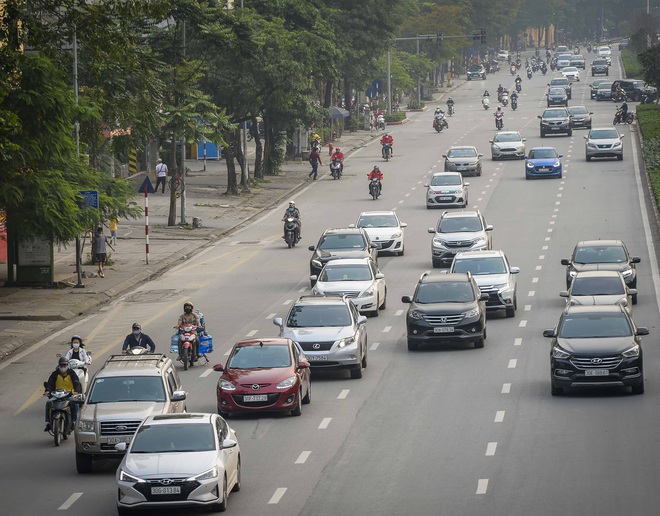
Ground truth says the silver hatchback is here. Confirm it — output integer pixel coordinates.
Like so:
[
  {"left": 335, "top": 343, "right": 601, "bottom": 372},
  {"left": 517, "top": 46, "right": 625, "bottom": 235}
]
[
  {"left": 490, "top": 131, "right": 526, "bottom": 160},
  {"left": 585, "top": 127, "right": 624, "bottom": 161},
  {"left": 425, "top": 172, "right": 469, "bottom": 209}
]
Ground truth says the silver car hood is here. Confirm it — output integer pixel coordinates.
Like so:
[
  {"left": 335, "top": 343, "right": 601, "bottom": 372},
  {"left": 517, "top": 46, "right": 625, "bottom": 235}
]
[
  {"left": 124, "top": 450, "right": 217, "bottom": 478},
  {"left": 472, "top": 273, "right": 510, "bottom": 287},
  {"left": 436, "top": 231, "right": 483, "bottom": 243},
  {"left": 315, "top": 280, "right": 373, "bottom": 295},
  {"left": 81, "top": 402, "right": 166, "bottom": 421},
  {"left": 282, "top": 326, "right": 353, "bottom": 343}
]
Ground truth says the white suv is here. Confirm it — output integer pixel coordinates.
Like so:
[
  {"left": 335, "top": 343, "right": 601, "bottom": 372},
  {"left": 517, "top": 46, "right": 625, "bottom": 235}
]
[{"left": 427, "top": 210, "right": 493, "bottom": 268}]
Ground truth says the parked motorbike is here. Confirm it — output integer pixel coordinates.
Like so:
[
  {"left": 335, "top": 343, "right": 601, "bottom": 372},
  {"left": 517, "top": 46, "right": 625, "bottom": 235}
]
[
  {"left": 613, "top": 109, "right": 634, "bottom": 125},
  {"left": 283, "top": 217, "right": 300, "bottom": 248},
  {"left": 494, "top": 112, "right": 504, "bottom": 130},
  {"left": 382, "top": 143, "right": 392, "bottom": 161},
  {"left": 369, "top": 178, "right": 381, "bottom": 200},
  {"left": 482, "top": 97, "right": 490, "bottom": 110},
  {"left": 44, "top": 386, "right": 82, "bottom": 447},
  {"left": 330, "top": 159, "right": 342, "bottom": 179},
  {"left": 511, "top": 97, "right": 518, "bottom": 110}
]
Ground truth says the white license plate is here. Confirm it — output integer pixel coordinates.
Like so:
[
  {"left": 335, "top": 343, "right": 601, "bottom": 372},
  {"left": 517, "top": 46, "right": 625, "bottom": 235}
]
[
  {"left": 456, "top": 167, "right": 467, "bottom": 171},
  {"left": 439, "top": 196, "right": 452, "bottom": 201},
  {"left": 585, "top": 369, "right": 609, "bottom": 377},
  {"left": 307, "top": 355, "right": 328, "bottom": 361},
  {"left": 107, "top": 436, "right": 132, "bottom": 445},
  {"left": 243, "top": 394, "right": 268, "bottom": 402},
  {"left": 151, "top": 486, "right": 181, "bottom": 495},
  {"left": 434, "top": 327, "right": 454, "bottom": 333},
  {"left": 550, "top": 127, "right": 560, "bottom": 130}
]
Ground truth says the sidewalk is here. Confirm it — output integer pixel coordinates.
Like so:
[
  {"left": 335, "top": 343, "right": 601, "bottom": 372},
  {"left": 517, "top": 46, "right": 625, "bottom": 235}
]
[{"left": 0, "top": 129, "right": 382, "bottom": 358}]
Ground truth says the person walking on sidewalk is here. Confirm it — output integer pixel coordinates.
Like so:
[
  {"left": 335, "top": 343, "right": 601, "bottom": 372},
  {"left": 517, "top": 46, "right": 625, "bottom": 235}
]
[
  {"left": 308, "top": 148, "right": 322, "bottom": 180},
  {"left": 93, "top": 226, "right": 114, "bottom": 278},
  {"left": 155, "top": 158, "right": 168, "bottom": 194},
  {"left": 109, "top": 214, "right": 119, "bottom": 246}
]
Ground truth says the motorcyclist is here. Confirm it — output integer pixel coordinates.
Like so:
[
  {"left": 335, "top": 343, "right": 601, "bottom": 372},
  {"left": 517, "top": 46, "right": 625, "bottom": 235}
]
[
  {"left": 446, "top": 97, "right": 455, "bottom": 114},
  {"left": 510, "top": 90, "right": 518, "bottom": 108},
  {"left": 526, "top": 64, "right": 533, "bottom": 78},
  {"left": 64, "top": 335, "right": 92, "bottom": 369},
  {"left": 367, "top": 165, "right": 383, "bottom": 194},
  {"left": 122, "top": 322, "right": 156, "bottom": 353},
  {"left": 282, "top": 200, "right": 302, "bottom": 240},
  {"left": 497, "top": 84, "right": 504, "bottom": 98},
  {"left": 330, "top": 148, "right": 344, "bottom": 175},
  {"left": 483, "top": 90, "right": 490, "bottom": 97},
  {"left": 433, "top": 109, "right": 446, "bottom": 129},
  {"left": 494, "top": 107, "right": 504, "bottom": 127},
  {"left": 380, "top": 133, "right": 393, "bottom": 157},
  {"left": 44, "top": 356, "right": 82, "bottom": 432},
  {"left": 515, "top": 75, "right": 522, "bottom": 85},
  {"left": 176, "top": 302, "right": 202, "bottom": 361},
  {"left": 620, "top": 101, "right": 629, "bottom": 119}
]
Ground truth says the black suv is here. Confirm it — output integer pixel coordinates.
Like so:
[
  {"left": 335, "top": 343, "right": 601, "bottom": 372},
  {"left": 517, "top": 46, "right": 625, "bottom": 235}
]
[
  {"left": 610, "top": 79, "right": 658, "bottom": 102},
  {"left": 467, "top": 64, "right": 486, "bottom": 80},
  {"left": 590, "top": 58, "right": 609, "bottom": 76},
  {"left": 309, "top": 228, "right": 377, "bottom": 286},
  {"left": 539, "top": 108, "right": 572, "bottom": 137},
  {"left": 543, "top": 305, "right": 648, "bottom": 395},
  {"left": 402, "top": 271, "right": 488, "bottom": 350}
]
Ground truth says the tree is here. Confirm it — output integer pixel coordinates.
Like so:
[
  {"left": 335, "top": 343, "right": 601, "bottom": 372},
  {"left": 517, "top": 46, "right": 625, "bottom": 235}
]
[{"left": 637, "top": 45, "right": 660, "bottom": 97}]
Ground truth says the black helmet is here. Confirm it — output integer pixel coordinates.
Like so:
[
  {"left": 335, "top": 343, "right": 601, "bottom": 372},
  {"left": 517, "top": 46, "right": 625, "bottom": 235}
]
[
  {"left": 58, "top": 356, "right": 69, "bottom": 367},
  {"left": 132, "top": 322, "right": 141, "bottom": 331}
]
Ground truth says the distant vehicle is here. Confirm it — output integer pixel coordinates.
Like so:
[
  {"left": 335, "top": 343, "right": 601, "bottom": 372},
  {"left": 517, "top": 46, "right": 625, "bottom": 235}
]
[
  {"left": 489, "top": 131, "right": 526, "bottom": 160},
  {"left": 352, "top": 211, "right": 406, "bottom": 256},
  {"left": 443, "top": 146, "right": 483, "bottom": 176},
  {"left": 560, "top": 270, "right": 636, "bottom": 314},
  {"left": 538, "top": 108, "right": 572, "bottom": 137},
  {"left": 497, "top": 50, "right": 510, "bottom": 61},
  {"left": 567, "top": 106, "right": 593, "bottom": 129},
  {"left": 427, "top": 210, "right": 493, "bottom": 268},
  {"left": 584, "top": 127, "right": 624, "bottom": 161},
  {"left": 546, "top": 87, "right": 569, "bottom": 107},
  {"left": 424, "top": 172, "right": 469, "bottom": 209},
  {"left": 591, "top": 58, "right": 609, "bottom": 76},
  {"left": 525, "top": 147, "right": 563, "bottom": 179},
  {"left": 467, "top": 64, "right": 487, "bottom": 80}
]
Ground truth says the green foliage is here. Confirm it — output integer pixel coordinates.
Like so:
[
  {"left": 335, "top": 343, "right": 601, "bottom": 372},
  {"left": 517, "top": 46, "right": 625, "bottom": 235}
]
[
  {"left": 637, "top": 46, "right": 660, "bottom": 92},
  {"left": 621, "top": 48, "right": 643, "bottom": 79},
  {"left": 384, "top": 113, "right": 407, "bottom": 123},
  {"left": 635, "top": 105, "right": 660, "bottom": 207}
]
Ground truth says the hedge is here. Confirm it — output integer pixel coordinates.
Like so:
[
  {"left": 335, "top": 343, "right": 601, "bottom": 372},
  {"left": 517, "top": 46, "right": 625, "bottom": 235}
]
[
  {"left": 384, "top": 112, "right": 406, "bottom": 123},
  {"left": 621, "top": 49, "right": 643, "bottom": 79},
  {"left": 636, "top": 105, "right": 660, "bottom": 207}
]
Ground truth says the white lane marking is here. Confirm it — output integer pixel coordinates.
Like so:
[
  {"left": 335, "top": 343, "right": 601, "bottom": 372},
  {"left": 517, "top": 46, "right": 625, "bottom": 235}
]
[
  {"left": 486, "top": 442, "right": 497, "bottom": 456},
  {"left": 246, "top": 330, "right": 258, "bottom": 337},
  {"left": 337, "top": 389, "right": 350, "bottom": 400},
  {"left": 494, "top": 411, "right": 505, "bottom": 423},
  {"left": 268, "top": 488, "right": 287, "bottom": 504},
  {"left": 524, "top": 305, "right": 531, "bottom": 311},
  {"left": 398, "top": 200, "right": 404, "bottom": 204},
  {"left": 519, "top": 320, "right": 527, "bottom": 327},
  {"left": 514, "top": 338, "right": 522, "bottom": 346},
  {"left": 556, "top": 201, "right": 561, "bottom": 205},
  {"left": 200, "top": 369, "right": 213, "bottom": 378},
  {"left": 283, "top": 299, "right": 292, "bottom": 305},
  {"left": 476, "top": 479, "right": 489, "bottom": 495},
  {"left": 58, "top": 493, "right": 83, "bottom": 510},
  {"left": 395, "top": 309, "right": 404, "bottom": 316},
  {"left": 224, "top": 348, "right": 231, "bottom": 356},
  {"left": 528, "top": 291, "right": 535, "bottom": 297},
  {"left": 295, "top": 451, "right": 311, "bottom": 464},
  {"left": 508, "top": 359, "right": 517, "bottom": 369},
  {"left": 370, "top": 342, "right": 380, "bottom": 350},
  {"left": 411, "top": 186, "right": 416, "bottom": 190},
  {"left": 550, "top": 221, "right": 555, "bottom": 225},
  {"left": 405, "top": 193, "right": 410, "bottom": 197},
  {"left": 545, "top": 237, "right": 551, "bottom": 241},
  {"left": 547, "top": 228, "right": 553, "bottom": 233},
  {"left": 383, "top": 326, "right": 392, "bottom": 333},
  {"left": 557, "top": 193, "right": 562, "bottom": 197},
  {"left": 532, "top": 277, "right": 539, "bottom": 283},
  {"left": 318, "top": 418, "right": 332, "bottom": 429},
  {"left": 502, "top": 383, "right": 511, "bottom": 394},
  {"left": 542, "top": 245, "right": 548, "bottom": 250},
  {"left": 481, "top": 191, "right": 487, "bottom": 195},
  {"left": 299, "top": 287, "right": 306, "bottom": 292},
  {"left": 266, "top": 313, "right": 276, "bottom": 319},
  {"left": 477, "top": 198, "right": 483, "bottom": 202},
  {"left": 539, "top": 255, "right": 545, "bottom": 260},
  {"left": 535, "top": 265, "right": 542, "bottom": 270}
]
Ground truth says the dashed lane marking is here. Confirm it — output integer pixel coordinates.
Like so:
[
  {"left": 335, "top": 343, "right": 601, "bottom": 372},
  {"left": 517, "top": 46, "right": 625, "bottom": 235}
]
[
  {"left": 382, "top": 326, "right": 392, "bottom": 333},
  {"left": 370, "top": 342, "right": 380, "bottom": 350},
  {"left": 519, "top": 320, "right": 527, "bottom": 327},
  {"left": 283, "top": 299, "right": 292, "bottom": 305},
  {"left": 337, "top": 389, "right": 350, "bottom": 400},
  {"left": 528, "top": 291, "right": 535, "bottom": 297},
  {"left": 318, "top": 418, "right": 332, "bottom": 429},
  {"left": 268, "top": 488, "right": 287, "bottom": 504},
  {"left": 535, "top": 265, "right": 542, "bottom": 270},
  {"left": 514, "top": 338, "right": 522, "bottom": 346},
  {"left": 246, "top": 330, "right": 258, "bottom": 337},
  {"left": 266, "top": 313, "right": 276, "bottom": 319},
  {"left": 395, "top": 310, "right": 404, "bottom": 316},
  {"left": 508, "top": 359, "right": 517, "bottom": 368},
  {"left": 532, "top": 277, "right": 539, "bottom": 283},
  {"left": 200, "top": 369, "right": 213, "bottom": 378},
  {"left": 486, "top": 442, "right": 497, "bottom": 456},
  {"left": 494, "top": 411, "right": 505, "bottom": 423},
  {"left": 524, "top": 305, "right": 532, "bottom": 311},
  {"left": 295, "top": 451, "right": 311, "bottom": 464},
  {"left": 58, "top": 493, "right": 83, "bottom": 511},
  {"left": 476, "top": 479, "right": 489, "bottom": 495},
  {"left": 502, "top": 383, "right": 511, "bottom": 394}
]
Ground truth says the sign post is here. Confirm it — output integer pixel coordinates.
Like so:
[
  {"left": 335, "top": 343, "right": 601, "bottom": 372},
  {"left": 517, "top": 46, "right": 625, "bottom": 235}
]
[
  {"left": 139, "top": 177, "right": 155, "bottom": 265},
  {"left": 76, "top": 190, "right": 99, "bottom": 288}
]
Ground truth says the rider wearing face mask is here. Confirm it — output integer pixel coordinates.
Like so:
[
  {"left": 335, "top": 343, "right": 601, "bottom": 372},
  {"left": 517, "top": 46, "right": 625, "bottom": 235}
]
[
  {"left": 64, "top": 335, "right": 92, "bottom": 367},
  {"left": 122, "top": 323, "right": 156, "bottom": 353},
  {"left": 44, "top": 357, "right": 82, "bottom": 432},
  {"left": 176, "top": 302, "right": 202, "bottom": 362},
  {"left": 282, "top": 201, "right": 302, "bottom": 240}
]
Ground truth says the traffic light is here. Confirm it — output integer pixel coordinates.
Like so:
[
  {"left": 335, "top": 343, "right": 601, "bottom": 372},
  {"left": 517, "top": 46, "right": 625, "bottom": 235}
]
[
  {"left": 437, "top": 30, "right": 442, "bottom": 48},
  {"left": 480, "top": 29, "right": 487, "bottom": 44}
]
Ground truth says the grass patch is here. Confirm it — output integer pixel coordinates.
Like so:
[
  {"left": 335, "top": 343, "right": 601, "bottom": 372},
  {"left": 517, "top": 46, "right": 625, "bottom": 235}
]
[
  {"left": 384, "top": 112, "right": 407, "bottom": 122},
  {"left": 621, "top": 48, "right": 643, "bottom": 79},
  {"left": 636, "top": 105, "right": 660, "bottom": 206}
]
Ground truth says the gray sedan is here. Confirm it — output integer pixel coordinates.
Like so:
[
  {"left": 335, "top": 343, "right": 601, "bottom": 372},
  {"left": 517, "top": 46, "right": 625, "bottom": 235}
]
[
  {"left": 585, "top": 127, "right": 624, "bottom": 161},
  {"left": 443, "top": 146, "right": 482, "bottom": 176},
  {"left": 490, "top": 131, "right": 526, "bottom": 160}
]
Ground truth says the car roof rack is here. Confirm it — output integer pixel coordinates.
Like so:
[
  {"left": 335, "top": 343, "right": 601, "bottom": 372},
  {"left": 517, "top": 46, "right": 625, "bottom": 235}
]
[{"left": 103, "top": 354, "right": 168, "bottom": 367}]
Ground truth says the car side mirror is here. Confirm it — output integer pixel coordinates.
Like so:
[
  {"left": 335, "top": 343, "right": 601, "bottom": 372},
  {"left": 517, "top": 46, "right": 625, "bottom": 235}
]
[
  {"left": 479, "top": 293, "right": 489, "bottom": 301},
  {"left": 370, "top": 243, "right": 378, "bottom": 249},
  {"left": 510, "top": 267, "right": 520, "bottom": 274},
  {"left": 628, "top": 288, "right": 638, "bottom": 296},
  {"left": 357, "top": 315, "right": 368, "bottom": 325},
  {"left": 561, "top": 259, "right": 570, "bottom": 266},
  {"left": 486, "top": 225, "right": 493, "bottom": 231},
  {"left": 171, "top": 390, "right": 187, "bottom": 402},
  {"left": 632, "top": 257, "right": 641, "bottom": 263},
  {"left": 478, "top": 154, "right": 483, "bottom": 158},
  {"left": 542, "top": 329, "right": 556, "bottom": 338},
  {"left": 427, "top": 227, "right": 436, "bottom": 234},
  {"left": 619, "top": 134, "right": 625, "bottom": 139},
  {"left": 558, "top": 154, "right": 564, "bottom": 158},
  {"left": 636, "top": 327, "right": 650, "bottom": 336},
  {"left": 523, "top": 155, "right": 528, "bottom": 159},
  {"left": 442, "top": 155, "right": 447, "bottom": 158},
  {"left": 115, "top": 442, "right": 128, "bottom": 452},
  {"left": 310, "top": 275, "right": 318, "bottom": 281},
  {"left": 522, "top": 138, "right": 527, "bottom": 141},
  {"left": 589, "top": 112, "right": 593, "bottom": 115},
  {"left": 537, "top": 115, "right": 542, "bottom": 119},
  {"left": 375, "top": 273, "right": 385, "bottom": 280},
  {"left": 221, "top": 438, "right": 238, "bottom": 449},
  {"left": 401, "top": 296, "right": 412, "bottom": 303},
  {"left": 488, "top": 140, "right": 494, "bottom": 144},
  {"left": 273, "top": 317, "right": 283, "bottom": 327},
  {"left": 559, "top": 290, "right": 569, "bottom": 298},
  {"left": 423, "top": 184, "right": 429, "bottom": 188},
  {"left": 401, "top": 222, "right": 407, "bottom": 228},
  {"left": 308, "top": 246, "right": 315, "bottom": 251},
  {"left": 298, "top": 360, "right": 310, "bottom": 369},
  {"left": 464, "top": 182, "right": 470, "bottom": 187},
  {"left": 213, "top": 364, "right": 224, "bottom": 372}
]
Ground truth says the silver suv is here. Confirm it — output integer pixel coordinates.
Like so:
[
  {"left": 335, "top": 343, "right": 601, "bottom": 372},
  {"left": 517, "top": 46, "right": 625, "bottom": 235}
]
[
  {"left": 74, "top": 354, "right": 187, "bottom": 473},
  {"left": 449, "top": 250, "right": 519, "bottom": 317},
  {"left": 273, "top": 295, "right": 368, "bottom": 379},
  {"left": 427, "top": 210, "right": 493, "bottom": 268}
]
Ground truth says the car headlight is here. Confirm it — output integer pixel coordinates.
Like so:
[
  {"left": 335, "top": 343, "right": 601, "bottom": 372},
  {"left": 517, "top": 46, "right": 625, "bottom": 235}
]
[
  {"left": 621, "top": 269, "right": 633, "bottom": 278},
  {"left": 569, "top": 270, "right": 577, "bottom": 278},
  {"left": 277, "top": 376, "right": 297, "bottom": 389},
  {"left": 363, "top": 287, "right": 375, "bottom": 296},
  {"left": 463, "top": 308, "right": 480, "bottom": 318},
  {"left": 337, "top": 337, "right": 355, "bottom": 348},
  {"left": 187, "top": 467, "right": 218, "bottom": 482},
  {"left": 408, "top": 309, "right": 424, "bottom": 320},
  {"left": 612, "top": 142, "right": 622, "bottom": 148},
  {"left": 391, "top": 232, "right": 402, "bottom": 239},
  {"left": 433, "top": 238, "right": 446, "bottom": 246},
  {"left": 220, "top": 380, "right": 236, "bottom": 391},
  {"left": 311, "top": 259, "right": 323, "bottom": 268},
  {"left": 587, "top": 143, "right": 598, "bottom": 148},
  {"left": 492, "top": 144, "right": 501, "bottom": 151},
  {"left": 622, "top": 345, "right": 640, "bottom": 358},
  {"left": 526, "top": 162, "right": 534, "bottom": 168},
  {"left": 473, "top": 236, "right": 487, "bottom": 246},
  {"left": 554, "top": 161, "right": 561, "bottom": 167},
  {"left": 120, "top": 470, "right": 145, "bottom": 483},
  {"left": 78, "top": 420, "right": 94, "bottom": 432},
  {"left": 552, "top": 346, "right": 571, "bottom": 359}
]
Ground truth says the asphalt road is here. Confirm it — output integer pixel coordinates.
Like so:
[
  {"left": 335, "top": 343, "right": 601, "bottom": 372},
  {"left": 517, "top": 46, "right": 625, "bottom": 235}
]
[{"left": 2, "top": 48, "right": 660, "bottom": 516}]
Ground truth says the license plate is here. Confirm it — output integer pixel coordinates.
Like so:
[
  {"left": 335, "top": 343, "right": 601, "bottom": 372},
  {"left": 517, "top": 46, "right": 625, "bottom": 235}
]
[
  {"left": 434, "top": 327, "right": 454, "bottom": 333},
  {"left": 151, "top": 486, "right": 181, "bottom": 495},
  {"left": 107, "top": 436, "right": 132, "bottom": 445},
  {"left": 243, "top": 394, "right": 268, "bottom": 402},
  {"left": 550, "top": 127, "right": 560, "bottom": 131},
  {"left": 307, "top": 355, "right": 328, "bottom": 361},
  {"left": 585, "top": 369, "right": 609, "bottom": 377},
  {"left": 439, "top": 196, "right": 452, "bottom": 201},
  {"left": 456, "top": 167, "right": 466, "bottom": 171}
]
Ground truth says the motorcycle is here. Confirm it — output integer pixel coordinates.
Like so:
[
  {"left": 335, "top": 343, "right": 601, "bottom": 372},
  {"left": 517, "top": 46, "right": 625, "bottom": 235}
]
[
  {"left": 527, "top": 70, "right": 533, "bottom": 80},
  {"left": 511, "top": 97, "right": 518, "bottom": 110},
  {"left": 382, "top": 143, "right": 392, "bottom": 161},
  {"left": 174, "top": 324, "right": 199, "bottom": 370},
  {"left": 125, "top": 346, "right": 150, "bottom": 355},
  {"left": 501, "top": 93, "right": 509, "bottom": 107},
  {"left": 377, "top": 115, "right": 386, "bottom": 130},
  {"left": 482, "top": 97, "right": 490, "bottom": 110},
  {"left": 170, "top": 312, "right": 213, "bottom": 369},
  {"left": 541, "top": 64, "right": 547, "bottom": 75},
  {"left": 330, "top": 159, "right": 342, "bottom": 179},
  {"left": 613, "top": 109, "right": 634, "bottom": 125},
  {"left": 515, "top": 82, "right": 522, "bottom": 93},
  {"left": 510, "top": 65, "right": 516, "bottom": 76},
  {"left": 574, "top": 46, "right": 580, "bottom": 55},
  {"left": 283, "top": 217, "right": 300, "bottom": 248},
  {"left": 433, "top": 116, "right": 448, "bottom": 133},
  {"left": 369, "top": 178, "right": 381, "bottom": 200},
  {"left": 44, "top": 387, "right": 82, "bottom": 446},
  {"left": 447, "top": 104, "right": 454, "bottom": 116},
  {"left": 57, "top": 353, "right": 91, "bottom": 394},
  {"left": 494, "top": 112, "right": 504, "bottom": 130}
]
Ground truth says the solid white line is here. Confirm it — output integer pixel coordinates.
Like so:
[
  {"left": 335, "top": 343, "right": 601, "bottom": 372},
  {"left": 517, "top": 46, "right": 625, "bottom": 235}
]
[
  {"left": 318, "top": 418, "right": 332, "bottom": 429},
  {"left": 514, "top": 338, "right": 522, "bottom": 346},
  {"left": 337, "top": 389, "right": 350, "bottom": 400},
  {"left": 295, "top": 451, "right": 311, "bottom": 464},
  {"left": 524, "top": 305, "right": 531, "bottom": 311},
  {"left": 485, "top": 442, "right": 497, "bottom": 456},
  {"left": 246, "top": 329, "right": 258, "bottom": 337},
  {"left": 508, "top": 359, "right": 517, "bottom": 369},
  {"left": 283, "top": 299, "right": 292, "bottom": 305},
  {"left": 200, "top": 369, "right": 213, "bottom": 378},
  {"left": 395, "top": 309, "right": 404, "bottom": 316},
  {"left": 494, "top": 411, "right": 505, "bottom": 423},
  {"left": 382, "top": 326, "right": 392, "bottom": 333},
  {"left": 58, "top": 493, "right": 83, "bottom": 510},
  {"left": 266, "top": 313, "right": 276, "bottom": 319},
  {"left": 528, "top": 291, "right": 535, "bottom": 297},
  {"left": 519, "top": 320, "right": 527, "bottom": 327},
  {"left": 370, "top": 342, "right": 380, "bottom": 350},
  {"left": 268, "top": 488, "right": 287, "bottom": 504},
  {"left": 476, "top": 479, "right": 489, "bottom": 495},
  {"left": 501, "top": 383, "right": 511, "bottom": 394}
]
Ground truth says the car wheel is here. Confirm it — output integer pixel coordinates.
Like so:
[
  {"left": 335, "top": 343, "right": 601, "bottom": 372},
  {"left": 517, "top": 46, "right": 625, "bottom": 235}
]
[
  {"left": 210, "top": 475, "right": 228, "bottom": 512},
  {"left": 380, "top": 289, "right": 387, "bottom": 309},
  {"left": 540, "top": 131, "right": 545, "bottom": 138},
  {"left": 232, "top": 458, "right": 242, "bottom": 492},
  {"left": 398, "top": 246, "right": 405, "bottom": 256},
  {"left": 291, "top": 389, "right": 302, "bottom": 416},
  {"left": 362, "top": 347, "right": 368, "bottom": 368},
  {"left": 432, "top": 260, "right": 440, "bottom": 269},
  {"left": 477, "top": 168, "right": 482, "bottom": 177},
  {"left": 350, "top": 365, "right": 363, "bottom": 379},
  {"left": 632, "top": 293, "right": 638, "bottom": 305},
  {"left": 76, "top": 451, "right": 93, "bottom": 474},
  {"left": 558, "top": 172, "right": 563, "bottom": 178},
  {"left": 586, "top": 155, "right": 591, "bottom": 162},
  {"left": 631, "top": 378, "right": 645, "bottom": 395},
  {"left": 218, "top": 408, "right": 230, "bottom": 419},
  {"left": 474, "top": 337, "right": 484, "bottom": 349},
  {"left": 302, "top": 381, "right": 311, "bottom": 404},
  {"left": 551, "top": 383, "right": 565, "bottom": 396},
  {"left": 407, "top": 339, "right": 419, "bottom": 351},
  {"left": 617, "top": 154, "right": 623, "bottom": 161},
  {"left": 505, "top": 304, "right": 516, "bottom": 318}
]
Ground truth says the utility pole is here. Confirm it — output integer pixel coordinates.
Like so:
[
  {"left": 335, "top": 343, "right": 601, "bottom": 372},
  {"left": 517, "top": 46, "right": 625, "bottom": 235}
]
[
  {"left": 416, "top": 36, "right": 421, "bottom": 107},
  {"left": 73, "top": 27, "right": 84, "bottom": 289},
  {"left": 180, "top": 19, "right": 187, "bottom": 225},
  {"left": 387, "top": 50, "right": 392, "bottom": 115}
]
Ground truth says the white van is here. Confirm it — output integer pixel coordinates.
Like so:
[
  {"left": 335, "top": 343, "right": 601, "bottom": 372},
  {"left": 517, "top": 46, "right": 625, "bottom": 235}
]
[{"left": 598, "top": 46, "right": 612, "bottom": 65}]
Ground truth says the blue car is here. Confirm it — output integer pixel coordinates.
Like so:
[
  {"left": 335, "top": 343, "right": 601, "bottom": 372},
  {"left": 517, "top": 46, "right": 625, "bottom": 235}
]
[{"left": 525, "top": 147, "right": 563, "bottom": 179}]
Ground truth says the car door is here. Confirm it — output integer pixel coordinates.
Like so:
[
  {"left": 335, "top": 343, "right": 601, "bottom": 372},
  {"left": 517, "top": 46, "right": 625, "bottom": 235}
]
[
  {"left": 215, "top": 416, "right": 238, "bottom": 488},
  {"left": 292, "top": 342, "right": 310, "bottom": 393},
  {"left": 165, "top": 369, "right": 183, "bottom": 413},
  {"left": 350, "top": 302, "right": 366, "bottom": 354},
  {"left": 371, "top": 260, "right": 385, "bottom": 302}
]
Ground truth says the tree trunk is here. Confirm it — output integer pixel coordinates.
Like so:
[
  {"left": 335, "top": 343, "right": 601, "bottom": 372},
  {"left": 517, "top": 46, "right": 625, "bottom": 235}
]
[
  {"left": 168, "top": 133, "right": 178, "bottom": 226},
  {"left": 263, "top": 122, "right": 272, "bottom": 176},
  {"left": 224, "top": 135, "right": 239, "bottom": 195},
  {"left": 323, "top": 79, "right": 332, "bottom": 109},
  {"left": 251, "top": 115, "right": 263, "bottom": 179}
]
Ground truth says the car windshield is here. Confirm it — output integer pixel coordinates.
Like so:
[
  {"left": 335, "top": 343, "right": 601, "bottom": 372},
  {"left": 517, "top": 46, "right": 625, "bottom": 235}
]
[
  {"left": 448, "top": 148, "right": 477, "bottom": 158},
  {"left": 544, "top": 110, "right": 567, "bottom": 118},
  {"left": 569, "top": 107, "right": 589, "bottom": 115},
  {"left": 468, "top": 65, "right": 483, "bottom": 71},
  {"left": 574, "top": 245, "right": 627, "bottom": 264},
  {"left": 130, "top": 423, "right": 215, "bottom": 453},
  {"left": 563, "top": 67, "right": 578, "bottom": 72},
  {"left": 494, "top": 133, "right": 521, "bottom": 142},
  {"left": 598, "top": 83, "right": 613, "bottom": 90},
  {"left": 529, "top": 149, "right": 558, "bottom": 159},
  {"left": 228, "top": 344, "right": 292, "bottom": 369},
  {"left": 548, "top": 88, "right": 565, "bottom": 95},
  {"left": 319, "top": 264, "right": 372, "bottom": 282},
  {"left": 558, "top": 313, "right": 633, "bottom": 338},
  {"left": 87, "top": 376, "right": 166, "bottom": 404},
  {"left": 589, "top": 130, "right": 619, "bottom": 140},
  {"left": 551, "top": 79, "right": 568, "bottom": 85},
  {"left": 593, "top": 60, "right": 607, "bottom": 65},
  {"left": 438, "top": 216, "right": 483, "bottom": 233},
  {"left": 319, "top": 234, "right": 365, "bottom": 250},
  {"left": 632, "top": 81, "right": 644, "bottom": 88},
  {"left": 571, "top": 276, "right": 625, "bottom": 296},
  {"left": 431, "top": 175, "right": 461, "bottom": 186},
  {"left": 415, "top": 281, "right": 475, "bottom": 303},
  {"left": 453, "top": 257, "right": 507, "bottom": 275},
  {"left": 357, "top": 214, "right": 398, "bottom": 228},
  {"left": 287, "top": 304, "right": 352, "bottom": 328}
]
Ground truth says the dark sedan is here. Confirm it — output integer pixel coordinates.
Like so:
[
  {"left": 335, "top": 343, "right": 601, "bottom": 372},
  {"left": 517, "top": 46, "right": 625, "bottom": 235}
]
[
  {"left": 546, "top": 87, "right": 568, "bottom": 107},
  {"left": 596, "top": 81, "right": 614, "bottom": 101},
  {"left": 590, "top": 79, "right": 607, "bottom": 99},
  {"left": 568, "top": 106, "right": 592, "bottom": 129}
]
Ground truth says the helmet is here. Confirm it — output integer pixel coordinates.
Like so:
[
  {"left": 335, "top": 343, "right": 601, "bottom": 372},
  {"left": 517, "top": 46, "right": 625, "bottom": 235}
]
[
  {"left": 58, "top": 356, "right": 69, "bottom": 367},
  {"left": 288, "top": 201, "right": 295, "bottom": 207},
  {"left": 183, "top": 301, "right": 194, "bottom": 309},
  {"left": 335, "top": 148, "right": 340, "bottom": 153},
  {"left": 71, "top": 335, "right": 84, "bottom": 346},
  {"left": 384, "top": 133, "right": 388, "bottom": 137},
  {"left": 132, "top": 322, "right": 141, "bottom": 331},
  {"left": 448, "top": 97, "right": 453, "bottom": 100},
  {"left": 436, "top": 106, "right": 440, "bottom": 110},
  {"left": 374, "top": 166, "right": 379, "bottom": 171}
]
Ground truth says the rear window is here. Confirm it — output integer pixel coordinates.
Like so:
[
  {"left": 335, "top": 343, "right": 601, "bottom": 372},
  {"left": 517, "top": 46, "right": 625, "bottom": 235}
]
[{"left": 571, "top": 276, "right": 625, "bottom": 296}]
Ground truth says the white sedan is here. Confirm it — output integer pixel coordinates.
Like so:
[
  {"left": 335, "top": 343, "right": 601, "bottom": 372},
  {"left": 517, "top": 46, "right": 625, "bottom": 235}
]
[
  {"left": 351, "top": 210, "right": 406, "bottom": 255},
  {"left": 497, "top": 50, "right": 509, "bottom": 61},
  {"left": 561, "top": 66, "right": 580, "bottom": 82}
]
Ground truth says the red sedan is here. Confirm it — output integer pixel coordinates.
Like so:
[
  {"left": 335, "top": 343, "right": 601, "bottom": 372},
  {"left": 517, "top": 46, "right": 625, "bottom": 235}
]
[{"left": 213, "top": 338, "right": 311, "bottom": 417}]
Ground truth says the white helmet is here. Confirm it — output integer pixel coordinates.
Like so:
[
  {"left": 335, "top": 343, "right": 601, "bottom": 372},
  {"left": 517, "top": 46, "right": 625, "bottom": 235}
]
[{"left": 288, "top": 200, "right": 295, "bottom": 207}]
